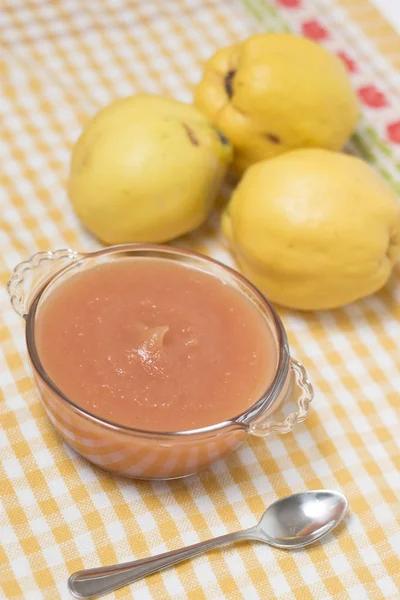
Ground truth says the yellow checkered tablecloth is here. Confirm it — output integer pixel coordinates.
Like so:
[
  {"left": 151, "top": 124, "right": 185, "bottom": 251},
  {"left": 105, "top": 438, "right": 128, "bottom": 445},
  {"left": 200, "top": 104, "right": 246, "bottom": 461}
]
[{"left": 1, "top": 1, "right": 400, "bottom": 599}]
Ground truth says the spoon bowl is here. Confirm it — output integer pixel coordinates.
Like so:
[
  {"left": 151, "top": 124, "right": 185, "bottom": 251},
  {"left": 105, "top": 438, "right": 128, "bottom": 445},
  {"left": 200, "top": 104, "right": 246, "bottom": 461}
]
[
  {"left": 69, "top": 489, "right": 349, "bottom": 599},
  {"left": 258, "top": 490, "right": 348, "bottom": 549}
]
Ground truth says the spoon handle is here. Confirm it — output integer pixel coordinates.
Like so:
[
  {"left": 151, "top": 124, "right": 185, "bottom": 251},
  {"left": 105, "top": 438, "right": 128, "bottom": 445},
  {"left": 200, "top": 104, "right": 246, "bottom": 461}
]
[{"left": 68, "top": 528, "right": 258, "bottom": 599}]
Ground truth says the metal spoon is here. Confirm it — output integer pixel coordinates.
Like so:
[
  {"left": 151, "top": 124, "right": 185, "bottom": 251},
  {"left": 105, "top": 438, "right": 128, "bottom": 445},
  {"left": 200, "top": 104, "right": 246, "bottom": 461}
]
[{"left": 68, "top": 490, "right": 348, "bottom": 599}]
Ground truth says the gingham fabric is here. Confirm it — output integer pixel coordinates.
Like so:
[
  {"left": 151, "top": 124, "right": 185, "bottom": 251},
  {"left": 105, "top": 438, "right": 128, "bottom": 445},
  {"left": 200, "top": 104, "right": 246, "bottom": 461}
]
[{"left": 1, "top": 1, "right": 400, "bottom": 599}]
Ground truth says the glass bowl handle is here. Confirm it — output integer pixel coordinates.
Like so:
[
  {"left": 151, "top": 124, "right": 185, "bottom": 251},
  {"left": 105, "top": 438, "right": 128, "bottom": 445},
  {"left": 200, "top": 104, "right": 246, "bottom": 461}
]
[
  {"left": 7, "top": 249, "right": 83, "bottom": 318},
  {"left": 249, "top": 358, "right": 313, "bottom": 437}
]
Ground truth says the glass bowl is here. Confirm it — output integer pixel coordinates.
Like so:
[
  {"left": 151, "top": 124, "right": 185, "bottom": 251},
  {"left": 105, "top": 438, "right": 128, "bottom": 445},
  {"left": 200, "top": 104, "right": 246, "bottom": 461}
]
[{"left": 7, "top": 245, "right": 313, "bottom": 479}]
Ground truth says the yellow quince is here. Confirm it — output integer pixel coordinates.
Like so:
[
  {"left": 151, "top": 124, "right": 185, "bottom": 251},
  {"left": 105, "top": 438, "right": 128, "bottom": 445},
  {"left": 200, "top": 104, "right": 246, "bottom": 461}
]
[
  {"left": 222, "top": 149, "right": 400, "bottom": 310},
  {"left": 194, "top": 34, "right": 359, "bottom": 173},
  {"left": 69, "top": 94, "right": 232, "bottom": 244}
]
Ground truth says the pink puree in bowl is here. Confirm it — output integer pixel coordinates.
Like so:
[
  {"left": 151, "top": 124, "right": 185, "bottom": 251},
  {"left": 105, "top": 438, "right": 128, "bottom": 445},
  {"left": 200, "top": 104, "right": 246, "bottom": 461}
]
[{"left": 35, "top": 258, "right": 277, "bottom": 432}]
